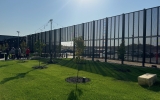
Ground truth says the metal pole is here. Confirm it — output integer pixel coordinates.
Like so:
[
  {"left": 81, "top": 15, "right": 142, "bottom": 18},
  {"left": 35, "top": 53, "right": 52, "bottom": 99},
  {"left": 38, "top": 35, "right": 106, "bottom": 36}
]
[
  {"left": 92, "top": 21, "right": 95, "bottom": 61},
  {"left": 17, "top": 31, "right": 20, "bottom": 48},
  {"left": 49, "top": 19, "right": 53, "bottom": 63},
  {"left": 105, "top": 17, "right": 108, "bottom": 62},
  {"left": 142, "top": 9, "right": 146, "bottom": 67},
  {"left": 73, "top": 25, "right": 75, "bottom": 58}
]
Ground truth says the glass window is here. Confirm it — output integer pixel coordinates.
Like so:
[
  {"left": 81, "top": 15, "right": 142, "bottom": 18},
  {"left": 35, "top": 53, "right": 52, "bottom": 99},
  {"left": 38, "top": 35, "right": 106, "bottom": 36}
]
[
  {"left": 129, "top": 13, "right": 133, "bottom": 37},
  {"left": 100, "top": 19, "right": 104, "bottom": 39},
  {"left": 139, "top": 11, "right": 143, "bottom": 37},
  {"left": 119, "top": 15, "right": 122, "bottom": 38},
  {"left": 151, "top": 37, "right": 157, "bottom": 53},
  {"left": 134, "top": 12, "right": 139, "bottom": 37},
  {"left": 145, "top": 38, "right": 151, "bottom": 63},
  {"left": 108, "top": 18, "right": 112, "bottom": 39},
  {"left": 95, "top": 21, "right": 98, "bottom": 40},
  {"left": 51, "top": 30, "right": 54, "bottom": 43},
  {"left": 111, "top": 17, "right": 115, "bottom": 38},
  {"left": 146, "top": 38, "right": 151, "bottom": 53},
  {"left": 115, "top": 39, "right": 119, "bottom": 59},
  {"left": 128, "top": 39, "right": 132, "bottom": 57},
  {"left": 151, "top": 37, "right": 156, "bottom": 64},
  {"left": 84, "top": 23, "right": 88, "bottom": 40},
  {"left": 103, "top": 18, "right": 106, "bottom": 40},
  {"left": 98, "top": 20, "right": 101, "bottom": 40},
  {"left": 134, "top": 38, "right": 138, "bottom": 50},
  {"left": 124, "top": 39, "right": 129, "bottom": 60},
  {"left": 107, "top": 39, "right": 111, "bottom": 57},
  {"left": 115, "top": 16, "right": 119, "bottom": 38},
  {"left": 146, "top": 9, "right": 151, "bottom": 36},
  {"left": 111, "top": 39, "right": 114, "bottom": 59},
  {"left": 46, "top": 31, "right": 49, "bottom": 43},
  {"left": 125, "top": 14, "right": 129, "bottom": 38},
  {"left": 159, "top": 7, "right": 160, "bottom": 35},
  {"left": 152, "top": 8, "right": 158, "bottom": 36}
]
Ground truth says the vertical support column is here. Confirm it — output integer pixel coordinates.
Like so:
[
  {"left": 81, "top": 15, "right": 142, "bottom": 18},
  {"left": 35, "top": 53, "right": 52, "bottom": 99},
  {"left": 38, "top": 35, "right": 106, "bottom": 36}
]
[
  {"left": 49, "top": 31, "right": 51, "bottom": 54},
  {"left": 44, "top": 32, "right": 46, "bottom": 53},
  {"left": 114, "top": 16, "right": 116, "bottom": 59},
  {"left": 99, "top": 20, "right": 101, "bottom": 58},
  {"left": 73, "top": 25, "right": 76, "bottom": 58},
  {"left": 82, "top": 23, "right": 84, "bottom": 57},
  {"left": 122, "top": 14, "right": 125, "bottom": 64},
  {"left": 156, "top": 7, "right": 159, "bottom": 64},
  {"left": 142, "top": 9, "right": 146, "bottom": 67},
  {"left": 138, "top": 11, "right": 140, "bottom": 62},
  {"left": 82, "top": 23, "right": 84, "bottom": 40},
  {"left": 105, "top": 17, "right": 108, "bottom": 62},
  {"left": 88, "top": 23, "right": 89, "bottom": 57},
  {"left": 128, "top": 14, "right": 129, "bottom": 61},
  {"left": 92, "top": 21, "right": 95, "bottom": 61},
  {"left": 59, "top": 28, "right": 62, "bottom": 58},
  {"left": 132, "top": 12, "right": 134, "bottom": 62},
  {"left": 54, "top": 30, "right": 56, "bottom": 58},
  {"left": 150, "top": 9, "right": 152, "bottom": 63}
]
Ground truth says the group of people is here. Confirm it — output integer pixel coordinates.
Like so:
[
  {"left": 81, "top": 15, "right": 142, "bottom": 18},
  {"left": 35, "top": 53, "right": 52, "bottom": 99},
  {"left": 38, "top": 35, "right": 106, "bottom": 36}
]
[{"left": 5, "top": 47, "right": 30, "bottom": 60}]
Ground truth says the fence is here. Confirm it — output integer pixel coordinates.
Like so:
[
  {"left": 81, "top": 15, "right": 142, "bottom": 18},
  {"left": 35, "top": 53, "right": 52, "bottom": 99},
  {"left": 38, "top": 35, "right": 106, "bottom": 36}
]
[{"left": 27, "top": 6, "right": 160, "bottom": 65}]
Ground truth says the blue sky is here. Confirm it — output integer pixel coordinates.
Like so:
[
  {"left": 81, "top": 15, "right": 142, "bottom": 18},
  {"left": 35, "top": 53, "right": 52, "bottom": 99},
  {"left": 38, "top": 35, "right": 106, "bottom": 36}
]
[{"left": 0, "top": 0, "right": 160, "bottom": 36}]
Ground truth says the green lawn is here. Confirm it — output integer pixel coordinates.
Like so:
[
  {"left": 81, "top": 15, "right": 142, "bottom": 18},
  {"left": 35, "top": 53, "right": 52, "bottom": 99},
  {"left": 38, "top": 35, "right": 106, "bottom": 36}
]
[{"left": 0, "top": 59, "right": 160, "bottom": 100}]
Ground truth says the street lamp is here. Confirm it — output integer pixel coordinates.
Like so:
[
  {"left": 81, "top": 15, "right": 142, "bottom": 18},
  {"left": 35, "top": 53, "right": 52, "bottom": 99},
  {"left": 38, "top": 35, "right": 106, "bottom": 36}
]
[
  {"left": 17, "top": 31, "right": 20, "bottom": 48},
  {"left": 49, "top": 19, "right": 53, "bottom": 63}
]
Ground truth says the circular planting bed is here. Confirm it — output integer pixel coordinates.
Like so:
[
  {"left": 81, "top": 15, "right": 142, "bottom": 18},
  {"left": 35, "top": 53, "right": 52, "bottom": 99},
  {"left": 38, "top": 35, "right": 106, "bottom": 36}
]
[
  {"left": 32, "top": 66, "right": 47, "bottom": 69},
  {"left": 65, "top": 76, "right": 90, "bottom": 83}
]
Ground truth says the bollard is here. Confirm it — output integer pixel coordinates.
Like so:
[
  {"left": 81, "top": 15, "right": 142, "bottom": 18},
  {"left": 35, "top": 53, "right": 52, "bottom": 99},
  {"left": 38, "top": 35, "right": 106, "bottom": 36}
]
[{"left": 82, "top": 77, "right": 86, "bottom": 83}]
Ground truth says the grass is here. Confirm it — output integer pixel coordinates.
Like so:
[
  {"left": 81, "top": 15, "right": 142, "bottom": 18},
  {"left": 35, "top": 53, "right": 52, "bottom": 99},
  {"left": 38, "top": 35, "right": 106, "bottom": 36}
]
[{"left": 0, "top": 58, "right": 160, "bottom": 100}]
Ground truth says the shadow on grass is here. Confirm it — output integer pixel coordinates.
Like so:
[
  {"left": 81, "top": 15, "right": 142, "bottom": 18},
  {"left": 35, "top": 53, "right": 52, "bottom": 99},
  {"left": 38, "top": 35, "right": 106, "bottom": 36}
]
[
  {"left": 140, "top": 81, "right": 160, "bottom": 92},
  {"left": 0, "top": 69, "right": 34, "bottom": 84},
  {"left": 57, "top": 59, "right": 160, "bottom": 92},
  {"left": 0, "top": 64, "right": 9, "bottom": 68},
  {"left": 67, "top": 89, "right": 83, "bottom": 100}
]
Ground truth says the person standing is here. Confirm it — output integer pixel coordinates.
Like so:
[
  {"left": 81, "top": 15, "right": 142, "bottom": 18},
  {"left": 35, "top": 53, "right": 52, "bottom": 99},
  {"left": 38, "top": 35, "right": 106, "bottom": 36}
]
[
  {"left": 5, "top": 47, "right": 9, "bottom": 60},
  {"left": 10, "top": 47, "right": 15, "bottom": 59},
  {"left": 26, "top": 47, "right": 30, "bottom": 59},
  {"left": 18, "top": 48, "right": 21, "bottom": 59},
  {"left": 15, "top": 48, "right": 19, "bottom": 59}
]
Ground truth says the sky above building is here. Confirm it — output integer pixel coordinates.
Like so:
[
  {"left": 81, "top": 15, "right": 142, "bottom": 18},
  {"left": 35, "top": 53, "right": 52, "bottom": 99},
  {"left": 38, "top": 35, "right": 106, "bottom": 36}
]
[{"left": 0, "top": 0, "right": 160, "bottom": 36}]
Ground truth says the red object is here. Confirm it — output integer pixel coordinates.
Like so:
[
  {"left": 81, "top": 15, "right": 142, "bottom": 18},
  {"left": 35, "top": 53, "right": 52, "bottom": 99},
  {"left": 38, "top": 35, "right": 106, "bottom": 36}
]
[{"left": 26, "top": 48, "right": 30, "bottom": 54}]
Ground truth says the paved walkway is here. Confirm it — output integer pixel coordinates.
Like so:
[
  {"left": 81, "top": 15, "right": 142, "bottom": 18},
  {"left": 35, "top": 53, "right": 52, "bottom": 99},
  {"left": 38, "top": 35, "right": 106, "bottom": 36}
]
[
  {"left": 84, "top": 57, "right": 160, "bottom": 69},
  {"left": 0, "top": 58, "right": 5, "bottom": 61},
  {"left": 1, "top": 56, "right": 160, "bottom": 69}
]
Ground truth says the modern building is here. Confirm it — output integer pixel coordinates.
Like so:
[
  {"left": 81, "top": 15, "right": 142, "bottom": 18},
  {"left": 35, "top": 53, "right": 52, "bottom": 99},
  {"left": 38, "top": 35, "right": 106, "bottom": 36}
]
[{"left": 1, "top": 6, "right": 160, "bottom": 65}]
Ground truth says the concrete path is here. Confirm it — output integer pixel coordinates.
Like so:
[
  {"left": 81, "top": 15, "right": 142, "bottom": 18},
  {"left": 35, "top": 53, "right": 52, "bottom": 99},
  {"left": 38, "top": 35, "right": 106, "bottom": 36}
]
[
  {"left": 85, "top": 57, "right": 160, "bottom": 69},
  {"left": 1, "top": 55, "right": 160, "bottom": 69}
]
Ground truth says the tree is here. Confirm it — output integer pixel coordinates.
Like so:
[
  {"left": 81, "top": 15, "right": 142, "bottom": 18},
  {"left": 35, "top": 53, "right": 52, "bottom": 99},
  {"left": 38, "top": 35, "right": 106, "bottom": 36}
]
[
  {"left": 73, "top": 36, "right": 85, "bottom": 64},
  {"left": 117, "top": 40, "right": 125, "bottom": 64},
  {"left": 0, "top": 43, "right": 9, "bottom": 52},
  {"left": 20, "top": 41, "right": 27, "bottom": 58},
  {"left": 73, "top": 36, "right": 85, "bottom": 91},
  {"left": 34, "top": 40, "right": 45, "bottom": 67}
]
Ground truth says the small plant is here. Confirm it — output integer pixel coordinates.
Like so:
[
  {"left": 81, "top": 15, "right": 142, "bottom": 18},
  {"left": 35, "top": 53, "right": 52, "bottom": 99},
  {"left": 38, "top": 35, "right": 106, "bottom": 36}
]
[
  {"left": 20, "top": 41, "right": 27, "bottom": 60},
  {"left": 73, "top": 36, "right": 85, "bottom": 93},
  {"left": 117, "top": 40, "right": 125, "bottom": 64},
  {"left": 34, "top": 40, "right": 45, "bottom": 68},
  {"left": 1, "top": 43, "right": 9, "bottom": 52},
  {"left": 73, "top": 36, "right": 85, "bottom": 64}
]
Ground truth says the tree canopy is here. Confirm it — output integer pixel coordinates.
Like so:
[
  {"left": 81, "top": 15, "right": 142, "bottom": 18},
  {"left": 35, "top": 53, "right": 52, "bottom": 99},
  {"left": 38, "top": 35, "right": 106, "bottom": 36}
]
[
  {"left": 73, "top": 36, "right": 85, "bottom": 63},
  {"left": 117, "top": 40, "right": 125, "bottom": 64}
]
